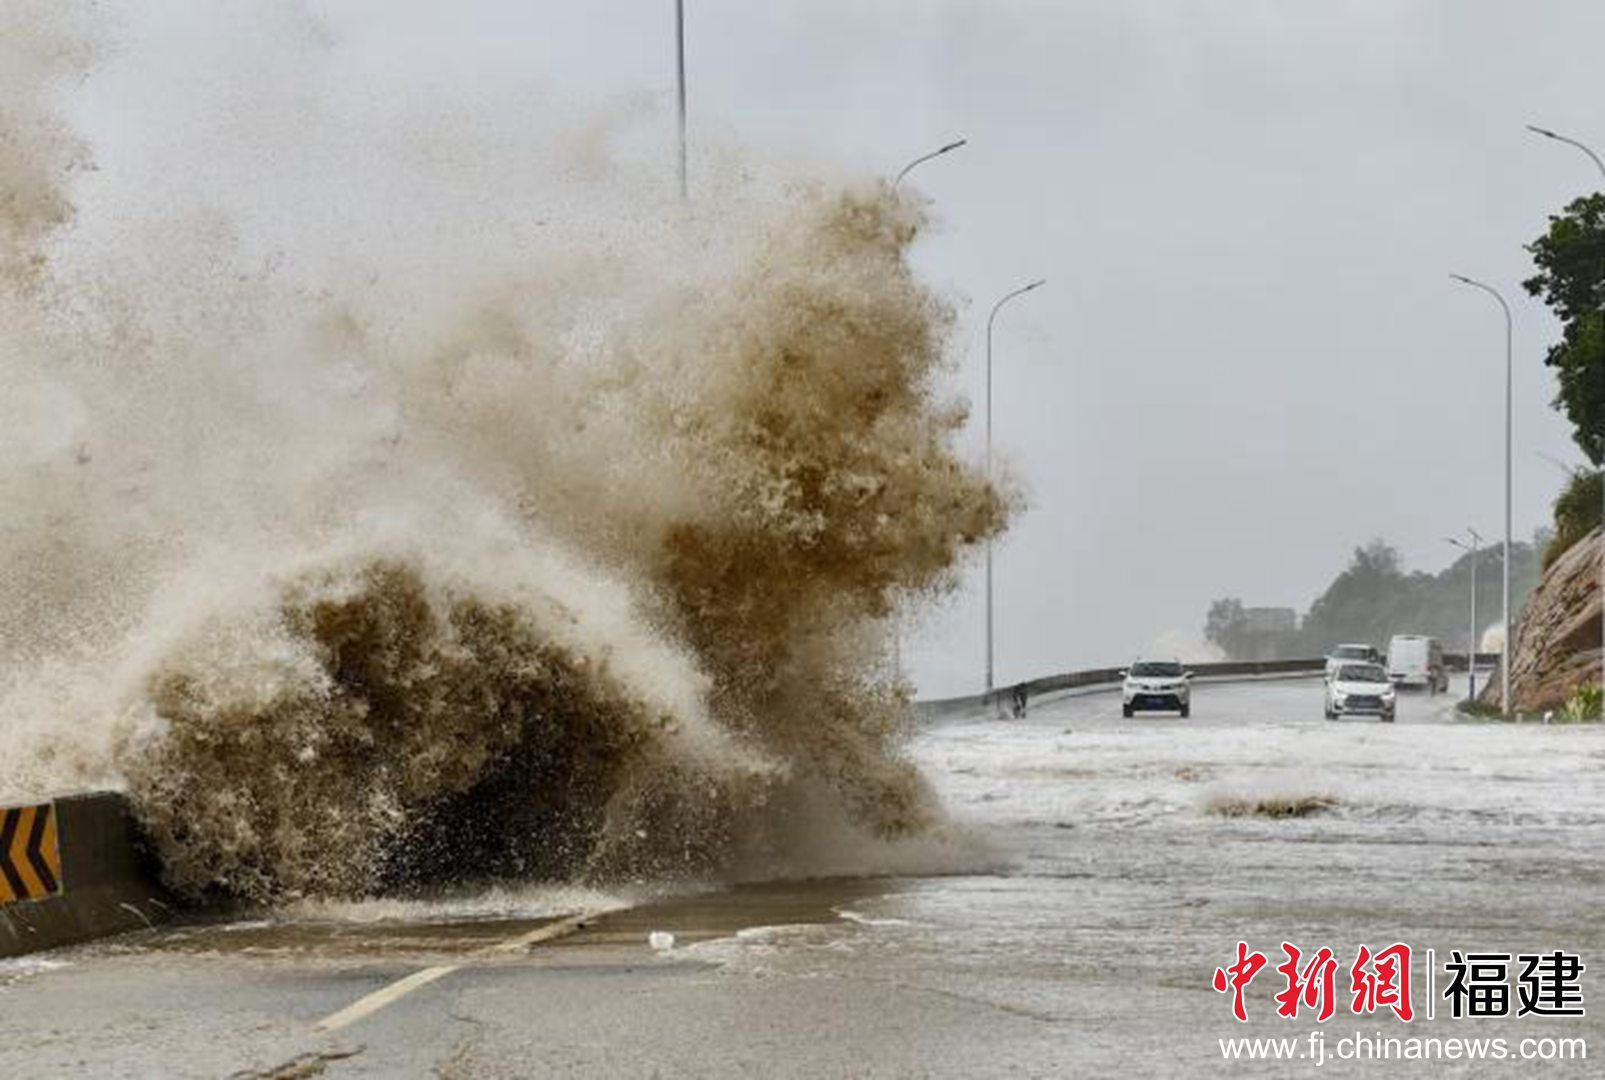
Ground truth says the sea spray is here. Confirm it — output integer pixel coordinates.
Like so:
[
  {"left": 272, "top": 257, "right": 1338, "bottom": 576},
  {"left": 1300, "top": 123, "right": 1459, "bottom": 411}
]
[
  {"left": 123, "top": 541, "right": 769, "bottom": 900},
  {"left": 0, "top": 5, "right": 1012, "bottom": 900}
]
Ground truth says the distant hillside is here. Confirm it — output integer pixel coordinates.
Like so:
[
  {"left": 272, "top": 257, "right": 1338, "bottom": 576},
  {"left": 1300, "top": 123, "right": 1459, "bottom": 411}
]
[{"left": 1205, "top": 538, "right": 1542, "bottom": 660}]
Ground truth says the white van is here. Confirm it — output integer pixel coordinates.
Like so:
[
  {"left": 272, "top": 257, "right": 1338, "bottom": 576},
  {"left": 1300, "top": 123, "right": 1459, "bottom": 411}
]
[{"left": 1387, "top": 634, "right": 1447, "bottom": 693}]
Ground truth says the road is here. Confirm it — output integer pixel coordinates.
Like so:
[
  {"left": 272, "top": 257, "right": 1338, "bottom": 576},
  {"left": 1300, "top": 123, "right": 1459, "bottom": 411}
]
[{"left": 2, "top": 676, "right": 1602, "bottom": 1077}]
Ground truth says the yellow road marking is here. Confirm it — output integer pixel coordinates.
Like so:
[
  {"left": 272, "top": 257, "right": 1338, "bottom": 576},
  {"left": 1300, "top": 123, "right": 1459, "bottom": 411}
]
[
  {"left": 315, "top": 965, "right": 457, "bottom": 1032},
  {"left": 481, "top": 912, "right": 593, "bottom": 954},
  {"left": 312, "top": 911, "right": 599, "bottom": 1033}
]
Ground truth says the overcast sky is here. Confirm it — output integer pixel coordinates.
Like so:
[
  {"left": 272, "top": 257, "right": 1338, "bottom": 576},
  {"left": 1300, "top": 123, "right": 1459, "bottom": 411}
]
[
  {"left": 107, "top": 2, "right": 1605, "bottom": 698},
  {"left": 663, "top": 0, "right": 1601, "bottom": 696}
]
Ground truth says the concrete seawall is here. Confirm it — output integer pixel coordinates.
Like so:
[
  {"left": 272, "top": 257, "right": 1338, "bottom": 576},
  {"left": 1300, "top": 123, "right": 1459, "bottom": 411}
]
[{"left": 0, "top": 792, "right": 170, "bottom": 959}]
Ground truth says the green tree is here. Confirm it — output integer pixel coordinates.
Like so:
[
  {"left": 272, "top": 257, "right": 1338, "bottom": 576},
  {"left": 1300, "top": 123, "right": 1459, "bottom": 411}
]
[
  {"left": 1301, "top": 540, "right": 1413, "bottom": 651},
  {"left": 1546, "top": 469, "right": 1603, "bottom": 567},
  {"left": 1201, "top": 537, "right": 1545, "bottom": 661},
  {"left": 1524, "top": 193, "right": 1604, "bottom": 464},
  {"left": 1203, "top": 597, "right": 1303, "bottom": 660}
]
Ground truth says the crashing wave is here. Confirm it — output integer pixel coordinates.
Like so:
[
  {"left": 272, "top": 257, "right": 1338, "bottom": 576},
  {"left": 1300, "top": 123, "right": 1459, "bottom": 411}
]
[{"left": 0, "top": 4, "right": 1011, "bottom": 901}]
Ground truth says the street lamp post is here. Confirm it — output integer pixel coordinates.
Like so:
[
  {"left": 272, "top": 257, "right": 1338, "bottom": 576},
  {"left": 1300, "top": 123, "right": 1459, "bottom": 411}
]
[
  {"left": 1527, "top": 124, "right": 1605, "bottom": 704},
  {"left": 1446, "top": 528, "right": 1484, "bottom": 699},
  {"left": 1529, "top": 125, "right": 1605, "bottom": 187},
  {"left": 1450, "top": 274, "right": 1514, "bottom": 719},
  {"left": 985, "top": 278, "right": 1046, "bottom": 695},
  {"left": 892, "top": 139, "right": 968, "bottom": 190},
  {"left": 674, "top": 0, "right": 687, "bottom": 200},
  {"left": 885, "top": 139, "right": 965, "bottom": 687}
]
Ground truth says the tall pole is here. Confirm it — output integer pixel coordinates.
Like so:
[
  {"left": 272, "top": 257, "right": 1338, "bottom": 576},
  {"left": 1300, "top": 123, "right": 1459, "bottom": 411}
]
[
  {"left": 1527, "top": 125, "right": 1605, "bottom": 704},
  {"left": 886, "top": 140, "right": 966, "bottom": 685},
  {"left": 1470, "top": 527, "right": 1481, "bottom": 700},
  {"left": 892, "top": 139, "right": 967, "bottom": 191},
  {"left": 1447, "top": 529, "right": 1483, "bottom": 699},
  {"left": 675, "top": 0, "right": 687, "bottom": 201},
  {"left": 984, "top": 278, "right": 1046, "bottom": 694},
  {"left": 1451, "top": 274, "right": 1514, "bottom": 718}
]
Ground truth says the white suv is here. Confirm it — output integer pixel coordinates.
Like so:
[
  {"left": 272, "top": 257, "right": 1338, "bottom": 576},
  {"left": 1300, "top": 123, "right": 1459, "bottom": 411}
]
[{"left": 1122, "top": 660, "right": 1192, "bottom": 718}]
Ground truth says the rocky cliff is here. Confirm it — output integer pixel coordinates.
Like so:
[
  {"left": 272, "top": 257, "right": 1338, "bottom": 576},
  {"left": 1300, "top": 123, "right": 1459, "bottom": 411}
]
[{"left": 1481, "top": 528, "right": 1602, "bottom": 711}]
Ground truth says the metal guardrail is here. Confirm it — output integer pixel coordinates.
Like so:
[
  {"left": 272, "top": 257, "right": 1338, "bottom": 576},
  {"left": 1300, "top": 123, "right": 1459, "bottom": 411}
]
[
  {"left": 1447, "top": 651, "right": 1502, "bottom": 673},
  {"left": 915, "top": 652, "right": 1500, "bottom": 720}
]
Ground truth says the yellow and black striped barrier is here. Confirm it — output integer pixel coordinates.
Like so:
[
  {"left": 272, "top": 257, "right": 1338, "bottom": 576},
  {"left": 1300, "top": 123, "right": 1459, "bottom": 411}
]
[
  {"left": 0, "top": 802, "right": 63, "bottom": 904},
  {"left": 1, "top": 793, "right": 171, "bottom": 958}
]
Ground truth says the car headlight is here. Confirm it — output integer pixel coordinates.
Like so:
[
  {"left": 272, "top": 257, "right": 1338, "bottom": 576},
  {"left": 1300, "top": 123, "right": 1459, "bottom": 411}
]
[
  {"left": 1333, "top": 692, "right": 1347, "bottom": 706},
  {"left": 1381, "top": 688, "right": 1396, "bottom": 701}
]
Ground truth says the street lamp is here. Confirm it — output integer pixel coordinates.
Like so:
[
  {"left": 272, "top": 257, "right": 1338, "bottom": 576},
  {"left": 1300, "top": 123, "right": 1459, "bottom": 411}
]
[
  {"left": 1527, "top": 124, "right": 1605, "bottom": 704},
  {"left": 1445, "top": 529, "right": 1484, "bottom": 699},
  {"left": 674, "top": 0, "right": 687, "bottom": 200},
  {"left": 1528, "top": 125, "right": 1605, "bottom": 184},
  {"left": 1450, "top": 273, "right": 1514, "bottom": 719},
  {"left": 892, "top": 139, "right": 968, "bottom": 190},
  {"left": 885, "top": 137, "right": 966, "bottom": 686},
  {"left": 985, "top": 278, "right": 1046, "bottom": 695}
]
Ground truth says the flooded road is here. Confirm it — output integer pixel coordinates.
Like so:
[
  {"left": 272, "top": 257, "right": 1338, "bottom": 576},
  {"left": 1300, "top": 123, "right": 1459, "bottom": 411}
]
[
  {"left": 898, "top": 675, "right": 1605, "bottom": 1074},
  {"left": 2, "top": 675, "right": 1602, "bottom": 1077}
]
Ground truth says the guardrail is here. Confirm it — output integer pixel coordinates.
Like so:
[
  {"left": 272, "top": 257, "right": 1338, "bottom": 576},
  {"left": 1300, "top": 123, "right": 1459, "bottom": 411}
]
[{"left": 915, "top": 652, "right": 1500, "bottom": 720}]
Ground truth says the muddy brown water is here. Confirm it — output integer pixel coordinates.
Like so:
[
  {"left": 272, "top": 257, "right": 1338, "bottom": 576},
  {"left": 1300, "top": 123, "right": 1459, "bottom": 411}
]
[{"left": 126, "top": 877, "right": 900, "bottom": 961}]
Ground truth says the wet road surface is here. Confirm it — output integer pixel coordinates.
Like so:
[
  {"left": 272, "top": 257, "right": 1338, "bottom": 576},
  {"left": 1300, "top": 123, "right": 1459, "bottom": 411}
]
[{"left": 2, "top": 675, "right": 1602, "bottom": 1077}]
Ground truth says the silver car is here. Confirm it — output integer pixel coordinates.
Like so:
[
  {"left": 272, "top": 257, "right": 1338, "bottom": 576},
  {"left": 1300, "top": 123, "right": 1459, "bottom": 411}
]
[{"left": 1324, "top": 662, "right": 1397, "bottom": 722}]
